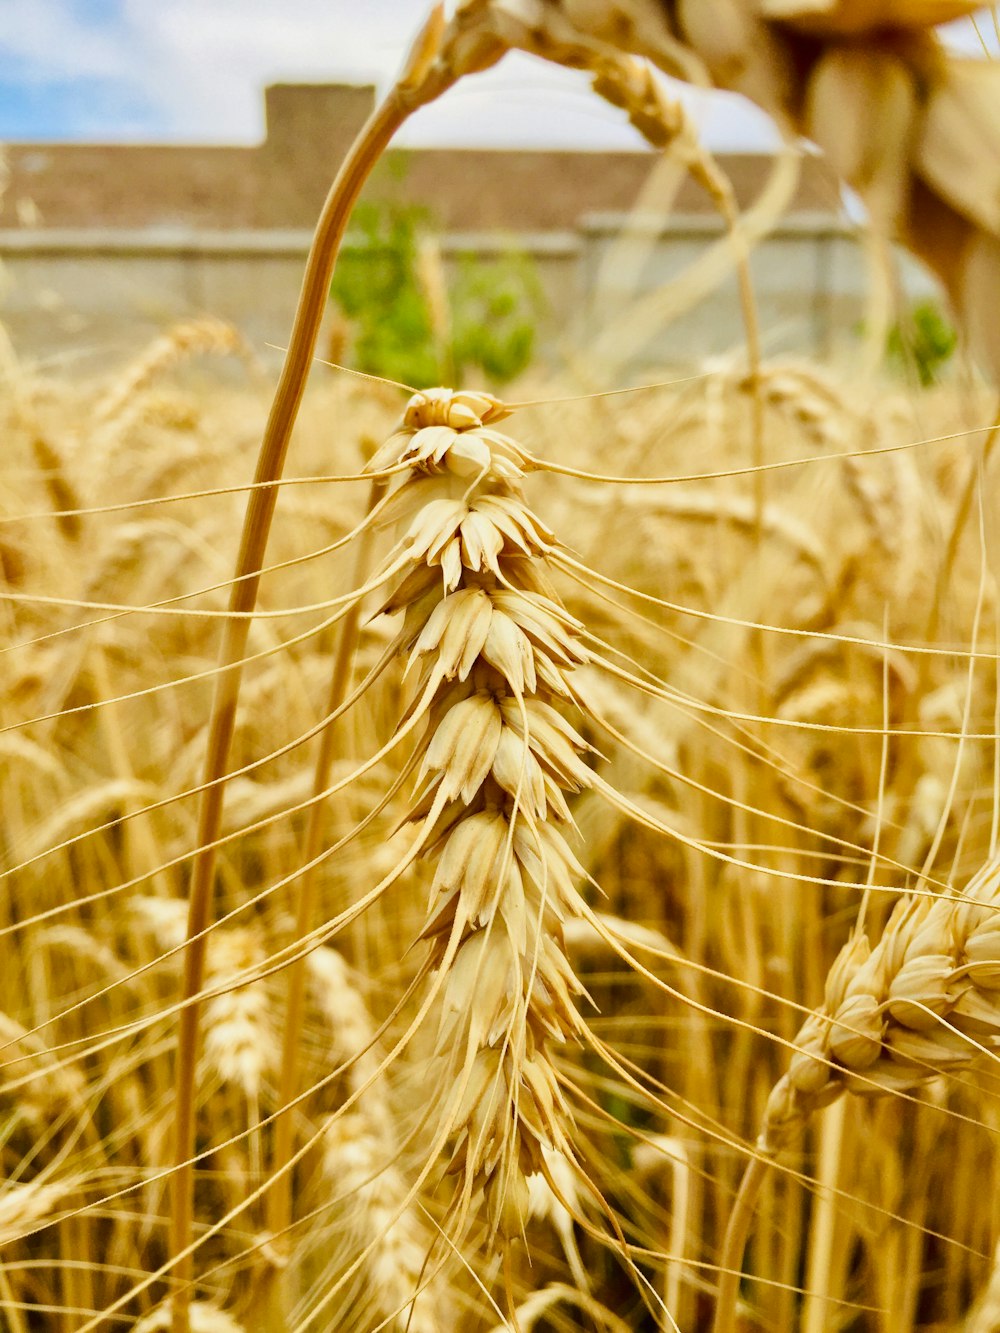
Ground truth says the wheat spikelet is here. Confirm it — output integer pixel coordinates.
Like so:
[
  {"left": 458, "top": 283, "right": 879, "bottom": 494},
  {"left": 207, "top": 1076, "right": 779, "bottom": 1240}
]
[
  {"left": 0, "top": 1013, "right": 87, "bottom": 1118},
  {"left": 131, "top": 895, "right": 190, "bottom": 952},
  {"left": 30, "top": 433, "right": 83, "bottom": 542},
  {"left": 307, "top": 946, "right": 380, "bottom": 1091},
  {"left": 200, "top": 927, "right": 278, "bottom": 1101},
  {"left": 0, "top": 732, "right": 67, "bottom": 785},
  {"left": 0, "top": 1178, "right": 79, "bottom": 1246},
  {"left": 17, "top": 778, "right": 157, "bottom": 866},
  {"left": 36, "top": 924, "right": 129, "bottom": 989},
  {"left": 526, "top": 1147, "right": 589, "bottom": 1292},
  {"left": 360, "top": 386, "right": 596, "bottom": 1247},
  {"left": 760, "top": 849, "right": 1000, "bottom": 1152},
  {"left": 299, "top": 945, "right": 451, "bottom": 1329},
  {"left": 485, "top": 1282, "right": 635, "bottom": 1332},
  {"left": 319, "top": 1112, "right": 445, "bottom": 1333}
]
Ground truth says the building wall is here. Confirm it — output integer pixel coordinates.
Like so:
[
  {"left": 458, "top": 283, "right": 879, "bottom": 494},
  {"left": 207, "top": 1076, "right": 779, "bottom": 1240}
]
[
  {"left": 0, "top": 217, "right": 937, "bottom": 374},
  {"left": 0, "top": 82, "right": 840, "bottom": 233},
  {"left": 0, "top": 83, "right": 937, "bottom": 373}
]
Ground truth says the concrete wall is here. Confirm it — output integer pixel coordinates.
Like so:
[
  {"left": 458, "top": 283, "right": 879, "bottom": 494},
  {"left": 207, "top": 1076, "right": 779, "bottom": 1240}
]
[
  {"left": 1, "top": 83, "right": 885, "bottom": 374},
  {"left": 0, "top": 217, "right": 941, "bottom": 375},
  {"left": 0, "top": 83, "right": 841, "bottom": 235}
]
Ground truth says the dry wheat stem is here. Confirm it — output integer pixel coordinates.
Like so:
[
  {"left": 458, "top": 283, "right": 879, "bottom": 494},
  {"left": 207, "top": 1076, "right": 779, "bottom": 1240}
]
[
  {"left": 263, "top": 478, "right": 387, "bottom": 1325},
  {"left": 163, "top": 39, "right": 445, "bottom": 1292}
]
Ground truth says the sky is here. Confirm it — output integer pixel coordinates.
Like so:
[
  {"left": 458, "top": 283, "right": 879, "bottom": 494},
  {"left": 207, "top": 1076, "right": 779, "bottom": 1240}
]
[{"left": 0, "top": 1, "right": 994, "bottom": 152}]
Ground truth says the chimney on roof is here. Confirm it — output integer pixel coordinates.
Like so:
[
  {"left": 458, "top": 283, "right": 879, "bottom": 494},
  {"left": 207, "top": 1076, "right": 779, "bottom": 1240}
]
[
  {"left": 259, "top": 83, "right": 377, "bottom": 226},
  {"left": 263, "top": 84, "right": 376, "bottom": 159}
]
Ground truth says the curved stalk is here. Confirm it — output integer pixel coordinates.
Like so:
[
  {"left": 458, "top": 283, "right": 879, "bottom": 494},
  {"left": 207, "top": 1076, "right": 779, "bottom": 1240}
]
[
  {"left": 167, "top": 17, "right": 452, "bottom": 1326},
  {"left": 802, "top": 1100, "right": 847, "bottom": 1333},
  {"left": 712, "top": 1152, "right": 772, "bottom": 1333},
  {"left": 261, "top": 478, "right": 386, "bottom": 1328}
]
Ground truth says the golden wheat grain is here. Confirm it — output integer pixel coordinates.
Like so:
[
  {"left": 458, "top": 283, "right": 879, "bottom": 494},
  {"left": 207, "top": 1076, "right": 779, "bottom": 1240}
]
[
  {"left": 200, "top": 927, "right": 278, "bottom": 1102},
  {"left": 0, "top": 1179, "right": 79, "bottom": 1247},
  {"left": 761, "top": 850, "right": 1000, "bottom": 1151},
  {"left": 318, "top": 1113, "right": 445, "bottom": 1333},
  {"left": 361, "top": 388, "right": 592, "bottom": 1247}
]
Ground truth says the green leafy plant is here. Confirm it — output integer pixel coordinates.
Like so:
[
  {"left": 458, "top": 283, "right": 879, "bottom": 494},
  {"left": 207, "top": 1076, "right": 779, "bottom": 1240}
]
[
  {"left": 887, "top": 299, "right": 958, "bottom": 386},
  {"left": 451, "top": 250, "right": 543, "bottom": 383},
  {"left": 330, "top": 194, "right": 543, "bottom": 387}
]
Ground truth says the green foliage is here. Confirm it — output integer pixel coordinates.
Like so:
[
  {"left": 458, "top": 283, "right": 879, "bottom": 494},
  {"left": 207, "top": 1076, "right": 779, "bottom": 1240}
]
[
  {"left": 887, "top": 299, "right": 958, "bottom": 386},
  {"left": 330, "top": 199, "right": 440, "bottom": 388},
  {"left": 451, "top": 252, "right": 543, "bottom": 384},
  {"left": 330, "top": 195, "right": 543, "bottom": 388}
]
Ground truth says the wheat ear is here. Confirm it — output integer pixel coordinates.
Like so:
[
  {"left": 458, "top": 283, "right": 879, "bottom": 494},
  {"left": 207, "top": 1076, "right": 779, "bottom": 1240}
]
[
  {"left": 338, "top": 385, "right": 608, "bottom": 1307},
  {"left": 714, "top": 848, "right": 1000, "bottom": 1332}
]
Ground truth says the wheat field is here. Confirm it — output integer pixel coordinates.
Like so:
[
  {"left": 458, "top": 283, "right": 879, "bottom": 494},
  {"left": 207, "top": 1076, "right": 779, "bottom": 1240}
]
[
  {"left": 3, "top": 331, "right": 1000, "bottom": 1330},
  {"left": 7, "top": 2, "right": 1000, "bottom": 1330}
]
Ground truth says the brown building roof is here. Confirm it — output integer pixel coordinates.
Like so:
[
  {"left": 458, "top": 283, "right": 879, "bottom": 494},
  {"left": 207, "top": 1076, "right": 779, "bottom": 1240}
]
[{"left": 0, "top": 82, "right": 841, "bottom": 234}]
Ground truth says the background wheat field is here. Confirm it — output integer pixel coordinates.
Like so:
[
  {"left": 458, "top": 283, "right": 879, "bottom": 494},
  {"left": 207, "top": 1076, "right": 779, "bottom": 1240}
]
[{"left": 2, "top": 321, "right": 1000, "bottom": 1332}]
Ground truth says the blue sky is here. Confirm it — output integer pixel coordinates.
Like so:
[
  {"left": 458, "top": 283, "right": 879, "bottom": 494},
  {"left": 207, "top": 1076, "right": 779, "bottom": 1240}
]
[{"left": 0, "top": 1, "right": 991, "bottom": 150}]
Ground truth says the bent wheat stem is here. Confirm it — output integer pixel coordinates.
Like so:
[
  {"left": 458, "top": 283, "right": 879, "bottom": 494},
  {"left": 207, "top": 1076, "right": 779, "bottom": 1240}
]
[
  {"left": 167, "top": 14, "right": 453, "bottom": 1330},
  {"left": 712, "top": 1153, "right": 771, "bottom": 1333},
  {"left": 262, "top": 478, "right": 386, "bottom": 1326}
]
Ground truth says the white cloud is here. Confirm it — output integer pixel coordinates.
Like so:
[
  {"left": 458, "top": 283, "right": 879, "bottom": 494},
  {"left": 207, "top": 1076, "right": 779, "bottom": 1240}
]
[
  {"left": 0, "top": 0, "right": 132, "bottom": 84},
  {"left": 122, "top": 0, "right": 416, "bottom": 140},
  {"left": 116, "top": 0, "right": 664, "bottom": 147},
  {"left": 0, "top": 0, "right": 775, "bottom": 148},
  {"left": 4, "top": 1, "right": 992, "bottom": 151}
]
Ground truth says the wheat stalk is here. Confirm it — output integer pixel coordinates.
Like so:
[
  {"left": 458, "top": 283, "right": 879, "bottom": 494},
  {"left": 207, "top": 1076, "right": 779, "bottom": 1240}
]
[{"left": 165, "top": 16, "right": 482, "bottom": 1331}]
